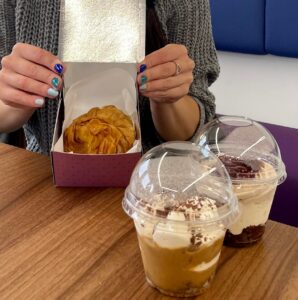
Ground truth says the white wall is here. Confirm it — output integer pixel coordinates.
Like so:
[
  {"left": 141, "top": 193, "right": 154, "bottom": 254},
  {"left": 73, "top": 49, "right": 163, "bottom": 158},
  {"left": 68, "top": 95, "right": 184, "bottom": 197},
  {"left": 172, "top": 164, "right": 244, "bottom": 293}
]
[{"left": 210, "top": 51, "right": 298, "bottom": 129}]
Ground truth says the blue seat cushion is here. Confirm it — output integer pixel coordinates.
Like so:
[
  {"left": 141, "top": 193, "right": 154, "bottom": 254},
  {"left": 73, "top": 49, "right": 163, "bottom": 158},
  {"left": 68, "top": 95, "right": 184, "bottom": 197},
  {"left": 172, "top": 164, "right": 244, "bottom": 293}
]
[
  {"left": 266, "top": 0, "right": 298, "bottom": 58},
  {"left": 210, "top": 0, "right": 266, "bottom": 54}
]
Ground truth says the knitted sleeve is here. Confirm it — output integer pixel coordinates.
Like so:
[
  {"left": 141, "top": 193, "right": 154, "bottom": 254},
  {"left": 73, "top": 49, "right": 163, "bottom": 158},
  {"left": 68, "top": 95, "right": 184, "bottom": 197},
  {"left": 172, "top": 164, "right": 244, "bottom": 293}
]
[
  {"left": 155, "top": 0, "right": 220, "bottom": 134},
  {"left": 0, "top": 0, "right": 16, "bottom": 66}
]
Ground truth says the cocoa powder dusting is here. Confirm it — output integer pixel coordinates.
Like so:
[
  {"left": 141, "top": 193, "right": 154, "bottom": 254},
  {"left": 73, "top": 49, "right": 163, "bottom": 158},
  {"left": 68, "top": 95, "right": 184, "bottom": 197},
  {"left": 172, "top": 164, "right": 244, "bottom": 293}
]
[{"left": 219, "top": 155, "right": 261, "bottom": 179}]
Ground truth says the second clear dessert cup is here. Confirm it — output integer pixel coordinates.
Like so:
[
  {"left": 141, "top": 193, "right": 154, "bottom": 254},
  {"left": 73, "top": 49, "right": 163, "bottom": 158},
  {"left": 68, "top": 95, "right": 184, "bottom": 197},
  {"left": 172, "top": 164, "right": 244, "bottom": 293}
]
[{"left": 196, "top": 116, "right": 287, "bottom": 247}]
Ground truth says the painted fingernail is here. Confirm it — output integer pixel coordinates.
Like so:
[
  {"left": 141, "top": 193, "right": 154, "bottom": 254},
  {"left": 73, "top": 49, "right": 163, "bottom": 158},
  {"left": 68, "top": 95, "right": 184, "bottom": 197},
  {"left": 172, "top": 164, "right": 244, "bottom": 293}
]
[
  {"left": 54, "top": 64, "right": 64, "bottom": 74},
  {"left": 141, "top": 75, "right": 148, "bottom": 85},
  {"left": 52, "top": 77, "right": 59, "bottom": 88},
  {"left": 140, "top": 84, "right": 147, "bottom": 91},
  {"left": 48, "top": 88, "right": 59, "bottom": 97},
  {"left": 140, "top": 64, "right": 147, "bottom": 73},
  {"left": 35, "top": 98, "right": 45, "bottom": 106}
]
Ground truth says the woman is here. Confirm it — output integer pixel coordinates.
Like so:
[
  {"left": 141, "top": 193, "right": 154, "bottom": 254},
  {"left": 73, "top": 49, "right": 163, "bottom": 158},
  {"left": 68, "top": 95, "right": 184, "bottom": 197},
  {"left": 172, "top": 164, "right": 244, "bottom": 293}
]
[{"left": 0, "top": 0, "right": 219, "bottom": 154}]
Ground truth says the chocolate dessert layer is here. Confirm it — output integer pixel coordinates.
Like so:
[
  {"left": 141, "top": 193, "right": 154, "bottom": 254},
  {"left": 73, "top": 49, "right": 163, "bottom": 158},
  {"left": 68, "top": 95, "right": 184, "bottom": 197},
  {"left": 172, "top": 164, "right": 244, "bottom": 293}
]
[
  {"left": 218, "top": 155, "right": 261, "bottom": 179},
  {"left": 224, "top": 225, "right": 266, "bottom": 247}
]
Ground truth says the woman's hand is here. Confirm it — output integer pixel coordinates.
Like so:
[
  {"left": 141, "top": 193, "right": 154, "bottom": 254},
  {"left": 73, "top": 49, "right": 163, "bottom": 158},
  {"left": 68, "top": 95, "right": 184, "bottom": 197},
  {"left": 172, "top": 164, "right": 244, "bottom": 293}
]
[
  {"left": 0, "top": 43, "right": 65, "bottom": 109},
  {"left": 137, "top": 44, "right": 195, "bottom": 103},
  {"left": 137, "top": 44, "right": 200, "bottom": 141}
]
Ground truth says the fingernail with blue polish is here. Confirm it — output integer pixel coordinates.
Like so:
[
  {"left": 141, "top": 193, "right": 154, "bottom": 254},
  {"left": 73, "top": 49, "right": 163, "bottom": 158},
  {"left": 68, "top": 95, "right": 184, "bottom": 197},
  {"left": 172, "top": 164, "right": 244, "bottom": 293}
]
[
  {"left": 140, "top": 84, "right": 147, "bottom": 91},
  {"left": 48, "top": 88, "right": 59, "bottom": 97},
  {"left": 140, "top": 64, "right": 147, "bottom": 73},
  {"left": 35, "top": 98, "right": 45, "bottom": 106},
  {"left": 54, "top": 64, "right": 64, "bottom": 74},
  {"left": 52, "top": 77, "right": 59, "bottom": 88},
  {"left": 141, "top": 75, "right": 147, "bottom": 85}
]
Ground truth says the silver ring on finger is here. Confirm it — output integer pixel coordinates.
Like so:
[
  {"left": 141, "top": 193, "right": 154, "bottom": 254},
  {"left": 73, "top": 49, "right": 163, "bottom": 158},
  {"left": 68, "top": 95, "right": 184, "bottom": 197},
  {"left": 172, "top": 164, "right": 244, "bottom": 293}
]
[{"left": 173, "top": 61, "right": 182, "bottom": 76}]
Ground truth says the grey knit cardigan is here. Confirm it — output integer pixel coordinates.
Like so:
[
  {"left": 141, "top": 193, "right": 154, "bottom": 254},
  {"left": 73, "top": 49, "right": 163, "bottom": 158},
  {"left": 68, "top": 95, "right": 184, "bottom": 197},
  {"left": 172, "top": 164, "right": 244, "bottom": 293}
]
[{"left": 0, "top": 0, "right": 219, "bottom": 155}]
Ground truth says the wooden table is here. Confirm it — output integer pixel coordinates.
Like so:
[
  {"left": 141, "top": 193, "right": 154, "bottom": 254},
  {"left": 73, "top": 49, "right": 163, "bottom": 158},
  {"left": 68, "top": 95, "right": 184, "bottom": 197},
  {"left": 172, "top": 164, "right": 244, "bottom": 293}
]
[{"left": 0, "top": 143, "right": 297, "bottom": 300}]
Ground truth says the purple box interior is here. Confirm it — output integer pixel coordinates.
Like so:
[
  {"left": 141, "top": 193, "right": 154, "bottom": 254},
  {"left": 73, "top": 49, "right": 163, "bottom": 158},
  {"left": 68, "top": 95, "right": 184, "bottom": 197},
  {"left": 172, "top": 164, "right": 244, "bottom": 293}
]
[{"left": 263, "top": 122, "right": 298, "bottom": 227}]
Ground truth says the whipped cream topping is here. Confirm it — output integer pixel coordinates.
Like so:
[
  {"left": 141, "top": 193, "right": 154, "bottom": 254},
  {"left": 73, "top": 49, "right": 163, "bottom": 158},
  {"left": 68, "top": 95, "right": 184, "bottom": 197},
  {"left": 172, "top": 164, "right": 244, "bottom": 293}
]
[
  {"left": 235, "top": 162, "right": 277, "bottom": 200},
  {"left": 152, "top": 212, "right": 191, "bottom": 248},
  {"left": 228, "top": 162, "right": 277, "bottom": 235},
  {"left": 136, "top": 194, "right": 223, "bottom": 222},
  {"left": 135, "top": 199, "right": 225, "bottom": 249}
]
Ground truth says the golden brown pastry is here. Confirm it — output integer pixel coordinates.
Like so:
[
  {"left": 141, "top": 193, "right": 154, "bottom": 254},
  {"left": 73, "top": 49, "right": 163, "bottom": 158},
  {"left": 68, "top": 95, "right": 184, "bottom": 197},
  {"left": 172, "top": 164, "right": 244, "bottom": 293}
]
[{"left": 64, "top": 105, "right": 135, "bottom": 154}]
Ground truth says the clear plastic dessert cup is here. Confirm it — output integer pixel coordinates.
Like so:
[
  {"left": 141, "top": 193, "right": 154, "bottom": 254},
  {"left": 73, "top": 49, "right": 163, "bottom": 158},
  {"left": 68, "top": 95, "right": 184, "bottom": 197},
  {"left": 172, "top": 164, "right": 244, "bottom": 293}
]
[
  {"left": 196, "top": 116, "right": 287, "bottom": 247},
  {"left": 122, "top": 142, "right": 239, "bottom": 297}
]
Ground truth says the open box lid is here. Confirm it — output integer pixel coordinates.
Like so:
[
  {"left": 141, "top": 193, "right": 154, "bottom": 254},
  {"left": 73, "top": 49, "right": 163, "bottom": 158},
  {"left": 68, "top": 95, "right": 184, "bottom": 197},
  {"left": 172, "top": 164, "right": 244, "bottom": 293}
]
[{"left": 59, "top": 0, "right": 146, "bottom": 63}]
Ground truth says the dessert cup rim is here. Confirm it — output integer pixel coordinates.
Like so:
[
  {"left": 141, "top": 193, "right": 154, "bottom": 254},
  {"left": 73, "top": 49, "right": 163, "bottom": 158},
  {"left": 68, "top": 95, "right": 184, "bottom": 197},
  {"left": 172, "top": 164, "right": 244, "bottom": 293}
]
[
  {"left": 122, "top": 189, "right": 239, "bottom": 228},
  {"left": 229, "top": 160, "right": 286, "bottom": 186},
  {"left": 206, "top": 146, "right": 287, "bottom": 186}
]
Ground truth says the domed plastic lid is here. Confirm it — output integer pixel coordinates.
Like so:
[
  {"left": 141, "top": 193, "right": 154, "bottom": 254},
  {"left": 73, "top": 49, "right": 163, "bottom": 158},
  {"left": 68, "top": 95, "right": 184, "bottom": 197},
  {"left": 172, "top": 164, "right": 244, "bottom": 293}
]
[
  {"left": 196, "top": 116, "right": 287, "bottom": 185},
  {"left": 123, "top": 141, "right": 238, "bottom": 227}
]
